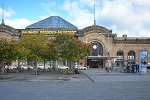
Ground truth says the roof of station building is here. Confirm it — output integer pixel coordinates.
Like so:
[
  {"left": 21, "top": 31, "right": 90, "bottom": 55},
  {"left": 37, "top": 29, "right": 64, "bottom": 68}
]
[
  {"left": 26, "top": 16, "right": 78, "bottom": 30},
  {"left": 0, "top": 22, "right": 19, "bottom": 35}
]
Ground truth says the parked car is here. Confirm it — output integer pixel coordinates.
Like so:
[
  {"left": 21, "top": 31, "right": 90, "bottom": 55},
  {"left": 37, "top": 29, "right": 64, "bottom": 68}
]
[
  {"left": 7, "top": 65, "right": 17, "bottom": 70},
  {"left": 58, "top": 65, "right": 69, "bottom": 69},
  {"left": 37, "top": 64, "right": 50, "bottom": 70},
  {"left": 21, "top": 65, "right": 28, "bottom": 70},
  {"left": 5, "top": 65, "right": 18, "bottom": 73},
  {"left": 147, "top": 63, "right": 150, "bottom": 69},
  {"left": 75, "top": 65, "right": 87, "bottom": 70},
  {"left": 28, "top": 65, "right": 34, "bottom": 70}
]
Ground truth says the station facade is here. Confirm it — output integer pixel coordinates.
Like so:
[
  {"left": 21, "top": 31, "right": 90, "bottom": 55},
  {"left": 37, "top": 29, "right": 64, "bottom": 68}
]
[{"left": 0, "top": 16, "right": 150, "bottom": 68}]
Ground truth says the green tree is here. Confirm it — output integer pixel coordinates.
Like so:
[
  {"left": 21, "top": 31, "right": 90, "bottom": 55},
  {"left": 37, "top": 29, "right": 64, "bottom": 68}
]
[
  {"left": 37, "top": 39, "right": 58, "bottom": 71},
  {"left": 20, "top": 35, "right": 48, "bottom": 74},
  {"left": 53, "top": 33, "right": 91, "bottom": 69},
  {"left": 13, "top": 40, "right": 31, "bottom": 67},
  {"left": 0, "top": 39, "right": 19, "bottom": 74},
  {"left": 20, "top": 35, "right": 48, "bottom": 61},
  {"left": 46, "top": 39, "right": 58, "bottom": 64}
]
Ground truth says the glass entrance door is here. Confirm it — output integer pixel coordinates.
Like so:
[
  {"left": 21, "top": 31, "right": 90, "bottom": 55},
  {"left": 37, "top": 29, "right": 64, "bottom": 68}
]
[{"left": 87, "top": 59, "right": 103, "bottom": 68}]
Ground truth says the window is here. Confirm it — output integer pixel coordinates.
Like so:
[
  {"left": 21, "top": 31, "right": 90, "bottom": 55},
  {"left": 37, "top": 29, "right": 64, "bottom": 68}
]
[
  {"left": 117, "top": 51, "right": 124, "bottom": 59},
  {"left": 128, "top": 51, "right": 135, "bottom": 64},
  {"left": 116, "top": 50, "right": 124, "bottom": 66},
  {"left": 91, "top": 41, "right": 103, "bottom": 56}
]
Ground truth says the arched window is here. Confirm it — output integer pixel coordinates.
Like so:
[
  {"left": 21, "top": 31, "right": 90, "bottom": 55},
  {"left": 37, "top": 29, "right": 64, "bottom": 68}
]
[
  {"left": 117, "top": 50, "right": 124, "bottom": 60},
  {"left": 128, "top": 51, "right": 135, "bottom": 64},
  {"left": 91, "top": 41, "right": 103, "bottom": 56},
  {"left": 116, "top": 50, "right": 124, "bottom": 66}
]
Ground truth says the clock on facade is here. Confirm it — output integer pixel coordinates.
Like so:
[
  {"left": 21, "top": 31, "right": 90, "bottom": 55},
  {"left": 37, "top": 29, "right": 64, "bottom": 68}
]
[{"left": 93, "top": 45, "right": 97, "bottom": 49}]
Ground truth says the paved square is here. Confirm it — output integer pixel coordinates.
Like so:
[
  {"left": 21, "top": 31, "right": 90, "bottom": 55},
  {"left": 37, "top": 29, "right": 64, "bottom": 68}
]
[{"left": 0, "top": 69, "right": 150, "bottom": 100}]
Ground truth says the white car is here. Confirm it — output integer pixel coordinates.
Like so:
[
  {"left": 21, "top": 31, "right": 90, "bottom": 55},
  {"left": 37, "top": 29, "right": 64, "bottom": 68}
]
[
  {"left": 58, "top": 65, "right": 69, "bottom": 69},
  {"left": 21, "top": 65, "right": 28, "bottom": 70},
  {"left": 8, "top": 65, "right": 17, "bottom": 70},
  {"left": 37, "top": 64, "right": 50, "bottom": 69},
  {"left": 28, "top": 65, "right": 34, "bottom": 70},
  {"left": 75, "top": 65, "right": 87, "bottom": 70}
]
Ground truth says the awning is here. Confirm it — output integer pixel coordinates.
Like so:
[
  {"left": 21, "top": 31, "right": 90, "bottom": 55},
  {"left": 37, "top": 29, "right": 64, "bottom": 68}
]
[
  {"left": 87, "top": 56, "right": 119, "bottom": 60},
  {"left": 115, "top": 59, "right": 137, "bottom": 62}
]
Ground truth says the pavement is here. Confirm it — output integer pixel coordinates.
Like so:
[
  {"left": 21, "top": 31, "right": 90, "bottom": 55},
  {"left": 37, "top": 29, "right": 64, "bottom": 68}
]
[
  {"left": 0, "top": 70, "right": 91, "bottom": 82},
  {"left": 82, "top": 69, "right": 150, "bottom": 82},
  {"left": 0, "top": 69, "right": 150, "bottom": 100}
]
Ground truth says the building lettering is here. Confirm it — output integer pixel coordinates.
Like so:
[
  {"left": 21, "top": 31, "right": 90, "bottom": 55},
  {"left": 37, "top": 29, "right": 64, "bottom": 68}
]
[{"left": 21, "top": 30, "right": 76, "bottom": 34}]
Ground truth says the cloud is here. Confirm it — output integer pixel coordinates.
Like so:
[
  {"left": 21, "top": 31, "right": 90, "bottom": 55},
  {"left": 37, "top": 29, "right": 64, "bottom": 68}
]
[
  {"left": 0, "top": 7, "right": 16, "bottom": 18},
  {"left": 40, "top": 15, "right": 49, "bottom": 20},
  {"left": 96, "top": 0, "right": 150, "bottom": 37},
  {"left": 1, "top": 0, "right": 150, "bottom": 37},
  {"left": 61, "top": 0, "right": 150, "bottom": 37},
  {"left": 5, "top": 18, "right": 36, "bottom": 29},
  {"left": 41, "top": 1, "right": 56, "bottom": 13},
  {"left": 79, "top": 0, "right": 99, "bottom": 7},
  {"left": 62, "top": 0, "right": 94, "bottom": 29},
  {"left": 40, "top": 2, "right": 60, "bottom": 17},
  {"left": 0, "top": 6, "right": 36, "bottom": 29}
]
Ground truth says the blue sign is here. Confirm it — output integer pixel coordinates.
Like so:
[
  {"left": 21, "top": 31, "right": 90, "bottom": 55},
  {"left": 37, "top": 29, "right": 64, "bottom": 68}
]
[{"left": 139, "top": 50, "right": 148, "bottom": 74}]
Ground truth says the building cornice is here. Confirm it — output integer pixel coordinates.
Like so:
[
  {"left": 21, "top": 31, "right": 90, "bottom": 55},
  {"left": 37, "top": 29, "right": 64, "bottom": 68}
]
[{"left": 113, "top": 38, "right": 150, "bottom": 44}]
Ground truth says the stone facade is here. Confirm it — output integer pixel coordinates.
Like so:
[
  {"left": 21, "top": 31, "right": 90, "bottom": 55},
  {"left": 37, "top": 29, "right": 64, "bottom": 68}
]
[
  {"left": 0, "top": 21, "right": 150, "bottom": 68},
  {"left": 75, "top": 25, "right": 150, "bottom": 68},
  {"left": 0, "top": 23, "right": 20, "bottom": 41}
]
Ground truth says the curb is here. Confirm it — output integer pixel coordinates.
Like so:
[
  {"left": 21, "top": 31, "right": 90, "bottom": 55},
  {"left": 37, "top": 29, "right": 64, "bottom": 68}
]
[{"left": 81, "top": 71, "right": 94, "bottom": 82}]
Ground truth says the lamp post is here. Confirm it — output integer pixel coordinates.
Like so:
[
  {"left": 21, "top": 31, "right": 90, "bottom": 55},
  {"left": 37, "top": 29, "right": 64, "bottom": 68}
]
[{"left": 107, "top": 32, "right": 111, "bottom": 68}]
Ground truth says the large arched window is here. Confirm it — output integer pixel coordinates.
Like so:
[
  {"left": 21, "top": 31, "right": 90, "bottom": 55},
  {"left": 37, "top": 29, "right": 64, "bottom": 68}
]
[
  {"left": 91, "top": 41, "right": 103, "bottom": 56},
  {"left": 117, "top": 50, "right": 124, "bottom": 60},
  {"left": 116, "top": 50, "right": 124, "bottom": 66},
  {"left": 128, "top": 51, "right": 135, "bottom": 64}
]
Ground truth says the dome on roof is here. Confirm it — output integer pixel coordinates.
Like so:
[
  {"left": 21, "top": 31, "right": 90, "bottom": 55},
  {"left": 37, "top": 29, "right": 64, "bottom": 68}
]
[
  {"left": 122, "top": 33, "right": 127, "bottom": 38},
  {"left": 26, "top": 16, "right": 78, "bottom": 30},
  {"left": 82, "top": 25, "right": 110, "bottom": 34},
  {"left": 0, "top": 23, "right": 16, "bottom": 35}
]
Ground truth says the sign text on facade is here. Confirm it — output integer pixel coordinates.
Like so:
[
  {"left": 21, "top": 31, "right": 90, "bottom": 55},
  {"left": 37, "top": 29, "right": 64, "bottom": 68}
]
[{"left": 21, "top": 30, "right": 76, "bottom": 34}]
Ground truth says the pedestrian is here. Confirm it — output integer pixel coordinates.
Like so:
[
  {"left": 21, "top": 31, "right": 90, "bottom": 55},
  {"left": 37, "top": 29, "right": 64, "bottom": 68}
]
[
  {"left": 105, "top": 64, "right": 108, "bottom": 72},
  {"left": 72, "top": 65, "right": 75, "bottom": 74}
]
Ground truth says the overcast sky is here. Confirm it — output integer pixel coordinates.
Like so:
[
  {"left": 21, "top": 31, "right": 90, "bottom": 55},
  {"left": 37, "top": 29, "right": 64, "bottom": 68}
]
[{"left": 0, "top": 0, "right": 150, "bottom": 37}]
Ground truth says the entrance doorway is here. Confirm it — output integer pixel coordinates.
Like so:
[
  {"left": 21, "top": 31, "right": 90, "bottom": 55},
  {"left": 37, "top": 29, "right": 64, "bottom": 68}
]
[
  {"left": 87, "top": 59, "right": 103, "bottom": 68},
  {"left": 87, "top": 41, "right": 104, "bottom": 68}
]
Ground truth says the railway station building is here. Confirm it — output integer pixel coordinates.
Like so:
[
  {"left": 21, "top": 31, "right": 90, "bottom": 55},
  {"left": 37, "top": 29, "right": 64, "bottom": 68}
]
[{"left": 0, "top": 16, "right": 150, "bottom": 69}]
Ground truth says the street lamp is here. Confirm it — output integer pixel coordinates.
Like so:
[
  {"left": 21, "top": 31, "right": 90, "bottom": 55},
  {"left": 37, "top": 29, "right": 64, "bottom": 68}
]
[{"left": 107, "top": 32, "right": 111, "bottom": 68}]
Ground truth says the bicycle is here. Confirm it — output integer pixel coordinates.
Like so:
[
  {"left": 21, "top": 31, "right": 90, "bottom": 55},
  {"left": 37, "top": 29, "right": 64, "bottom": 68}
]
[{"left": 30, "top": 68, "right": 42, "bottom": 75}]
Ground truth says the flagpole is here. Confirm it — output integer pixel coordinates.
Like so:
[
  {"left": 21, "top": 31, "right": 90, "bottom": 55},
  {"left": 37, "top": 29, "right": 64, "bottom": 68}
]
[
  {"left": 107, "top": 32, "right": 110, "bottom": 67},
  {"left": 94, "top": 5, "right": 96, "bottom": 25},
  {"left": 1, "top": 4, "right": 4, "bottom": 24}
]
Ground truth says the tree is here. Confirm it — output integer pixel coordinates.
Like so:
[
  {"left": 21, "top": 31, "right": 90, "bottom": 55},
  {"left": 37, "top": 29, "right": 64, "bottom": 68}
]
[
  {"left": 37, "top": 39, "right": 58, "bottom": 71},
  {"left": 0, "top": 39, "right": 18, "bottom": 74},
  {"left": 20, "top": 35, "right": 48, "bottom": 74},
  {"left": 13, "top": 40, "right": 31, "bottom": 68},
  {"left": 53, "top": 33, "right": 92, "bottom": 69},
  {"left": 46, "top": 39, "right": 58, "bottom": 64}
]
